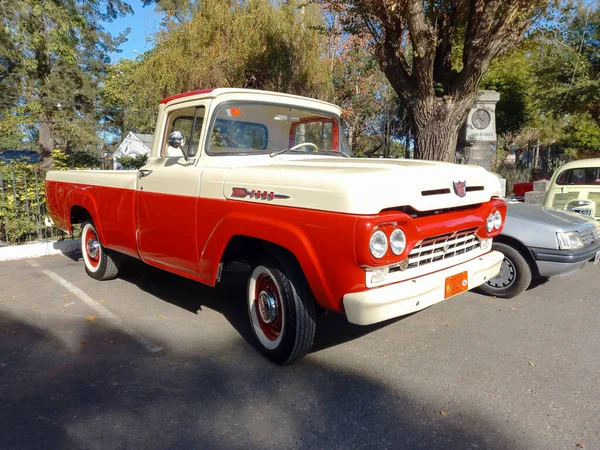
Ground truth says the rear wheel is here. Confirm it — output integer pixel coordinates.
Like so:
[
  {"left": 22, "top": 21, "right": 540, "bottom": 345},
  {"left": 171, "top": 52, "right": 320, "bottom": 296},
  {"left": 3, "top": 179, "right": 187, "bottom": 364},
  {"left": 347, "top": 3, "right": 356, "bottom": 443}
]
[
  {"left": 81, "top": 221, "right": 120, "bottom": 281},
  {"left": 478, "top": 242, "right": 532, "bottom": 299},
  {"left": 247, "top": 259, "right": 316, "bottom": 365}
]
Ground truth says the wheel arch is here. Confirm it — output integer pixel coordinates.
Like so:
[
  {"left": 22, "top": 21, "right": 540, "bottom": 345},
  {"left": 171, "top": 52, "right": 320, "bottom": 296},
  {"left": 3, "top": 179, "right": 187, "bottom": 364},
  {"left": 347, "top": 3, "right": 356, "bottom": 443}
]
[
  {"left": 200, "top": 214, "right": 335, "bottom": 309},
  {"left": 493, "top": 234, "right": 540, "bottom": 278},
  {"left": 67, "top": 198, "right": 106, "bottom": 246}
]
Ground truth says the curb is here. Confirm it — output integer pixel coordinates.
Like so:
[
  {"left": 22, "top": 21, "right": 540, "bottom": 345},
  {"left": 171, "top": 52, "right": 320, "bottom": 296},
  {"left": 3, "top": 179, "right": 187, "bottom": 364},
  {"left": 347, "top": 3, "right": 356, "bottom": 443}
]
[{"left": 0, "top": 239, "right": 81, "bottom": 262}]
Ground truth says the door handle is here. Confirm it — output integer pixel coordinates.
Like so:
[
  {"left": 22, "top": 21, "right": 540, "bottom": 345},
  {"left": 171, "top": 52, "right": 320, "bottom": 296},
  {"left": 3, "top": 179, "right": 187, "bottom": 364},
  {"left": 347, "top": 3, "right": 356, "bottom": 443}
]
[{"left": 138, "top": 169, "right": 153, "bottom": 178}]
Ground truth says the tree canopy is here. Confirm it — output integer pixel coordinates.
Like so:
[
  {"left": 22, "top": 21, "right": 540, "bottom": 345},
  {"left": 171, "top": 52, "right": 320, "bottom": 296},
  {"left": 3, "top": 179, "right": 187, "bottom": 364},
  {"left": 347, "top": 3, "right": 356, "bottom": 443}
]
[
  {"left": 322, "top": 0, "right": 552, "bottom": 161},
  {"left": 0, "top": 0, "right": 132, "bottom": 166}
]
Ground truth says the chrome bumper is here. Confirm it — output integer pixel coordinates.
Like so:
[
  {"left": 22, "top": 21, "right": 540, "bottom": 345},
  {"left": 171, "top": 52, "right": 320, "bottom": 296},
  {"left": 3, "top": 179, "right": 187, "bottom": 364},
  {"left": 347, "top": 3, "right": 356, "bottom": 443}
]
[{"left": 343, "top": 250, "right": 504, "bottom": 326}]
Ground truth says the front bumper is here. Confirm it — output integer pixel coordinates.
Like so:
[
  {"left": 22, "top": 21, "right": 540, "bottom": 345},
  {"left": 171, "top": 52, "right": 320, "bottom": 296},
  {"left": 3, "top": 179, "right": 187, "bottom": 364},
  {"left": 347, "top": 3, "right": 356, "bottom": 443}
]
[
  {"left": 530, "top": 241, "right": 600, "bottom": 277},
  {"left": 530, "top": 241, "right": 600, "bottom": 264},
  {"left": 343, "top": 250, "right": 504, "bottom": 325}
]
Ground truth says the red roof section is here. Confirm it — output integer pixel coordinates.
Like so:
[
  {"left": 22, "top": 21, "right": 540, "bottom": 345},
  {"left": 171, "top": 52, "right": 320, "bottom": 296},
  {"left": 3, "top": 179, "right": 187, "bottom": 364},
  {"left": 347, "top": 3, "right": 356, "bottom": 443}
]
[{"left": 160, "top": 89, "right": 214, "bottom": 105}]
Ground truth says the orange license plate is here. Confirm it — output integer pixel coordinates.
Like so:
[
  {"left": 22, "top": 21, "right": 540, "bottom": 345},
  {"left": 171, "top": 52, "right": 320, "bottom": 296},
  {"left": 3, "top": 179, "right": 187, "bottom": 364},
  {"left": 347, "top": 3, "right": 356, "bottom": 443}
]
[{"left": 445, "top": 271, "right": 468, "bottom": 299}]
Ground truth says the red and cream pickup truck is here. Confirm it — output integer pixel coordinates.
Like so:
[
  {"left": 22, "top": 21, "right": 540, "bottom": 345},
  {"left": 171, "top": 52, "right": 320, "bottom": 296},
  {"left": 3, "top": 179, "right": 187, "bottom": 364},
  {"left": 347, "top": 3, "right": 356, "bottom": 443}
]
[{"left": 46, "top": 88, "right": 506, "bottom": 364}]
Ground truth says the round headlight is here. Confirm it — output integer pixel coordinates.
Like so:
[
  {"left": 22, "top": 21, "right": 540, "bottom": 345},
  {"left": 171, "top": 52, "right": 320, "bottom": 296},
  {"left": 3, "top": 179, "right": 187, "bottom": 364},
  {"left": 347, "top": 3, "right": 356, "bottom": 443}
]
[
  {"left": 486, "top": 213, "right": 494, "bottom": 233},
  {"left": 390, "top": 228, "right": 406, "bottom": 255},
  {"left": 493, "top": 210, "right": 502, "bottom": 230},
  {"left": 369, "top": 230, "right": 388, "bottom": 258}
]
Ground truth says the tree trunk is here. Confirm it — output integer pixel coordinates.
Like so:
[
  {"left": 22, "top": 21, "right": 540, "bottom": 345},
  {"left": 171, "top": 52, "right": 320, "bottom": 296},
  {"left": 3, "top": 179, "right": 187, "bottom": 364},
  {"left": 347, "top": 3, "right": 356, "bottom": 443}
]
[
  {"left": 408, "top": 96, "right": 472, "bottom": 162},
  {"left": 38, "top": 119, "right": 54, "bottom": 170}
]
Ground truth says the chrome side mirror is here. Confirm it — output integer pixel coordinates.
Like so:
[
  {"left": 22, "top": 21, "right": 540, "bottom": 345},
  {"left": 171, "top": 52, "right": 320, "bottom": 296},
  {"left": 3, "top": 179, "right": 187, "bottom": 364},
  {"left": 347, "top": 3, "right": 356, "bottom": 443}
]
[{"left": 167, "top": 131, "right": 189, "bottom": 161}]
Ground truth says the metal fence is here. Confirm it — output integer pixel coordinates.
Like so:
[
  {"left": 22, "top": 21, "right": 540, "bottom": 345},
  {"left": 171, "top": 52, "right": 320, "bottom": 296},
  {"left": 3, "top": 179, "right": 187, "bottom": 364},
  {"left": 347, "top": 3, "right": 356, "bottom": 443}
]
[{"left": 0, "top": 169, "right": 65, "bottom": 245}]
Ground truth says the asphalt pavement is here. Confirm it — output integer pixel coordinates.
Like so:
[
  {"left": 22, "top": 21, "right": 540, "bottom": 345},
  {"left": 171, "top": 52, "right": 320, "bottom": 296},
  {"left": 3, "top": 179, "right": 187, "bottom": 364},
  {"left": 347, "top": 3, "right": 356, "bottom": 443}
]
[{"left": 1, "top": 252, "right": 599, "bottom": 450}]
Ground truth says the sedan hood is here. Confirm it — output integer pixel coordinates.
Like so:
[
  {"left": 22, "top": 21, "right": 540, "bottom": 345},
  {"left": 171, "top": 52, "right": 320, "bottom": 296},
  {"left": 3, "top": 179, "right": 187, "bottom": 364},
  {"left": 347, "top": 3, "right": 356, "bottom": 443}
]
[
  {"left": 506, "top": 202, "right": 597, "bottom": 232},
  {"left": 222, "top": 156, "right": 503, "bottom": 215}
]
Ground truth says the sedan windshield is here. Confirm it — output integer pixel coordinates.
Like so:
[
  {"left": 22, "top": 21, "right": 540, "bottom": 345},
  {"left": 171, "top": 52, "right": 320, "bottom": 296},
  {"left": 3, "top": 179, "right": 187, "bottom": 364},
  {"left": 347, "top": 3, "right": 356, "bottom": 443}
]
[{"left": 206, "top": 102, "right": 353, "bottom": 157}]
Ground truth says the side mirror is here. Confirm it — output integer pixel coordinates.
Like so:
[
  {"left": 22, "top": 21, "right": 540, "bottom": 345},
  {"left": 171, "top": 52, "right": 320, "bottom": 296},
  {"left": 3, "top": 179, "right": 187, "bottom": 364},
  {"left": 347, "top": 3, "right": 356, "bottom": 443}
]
[
  {"left": 168, "top": 131, "right": 185, "bottom": 148},
  {"left": 167, "top": 130, "right": 189, "bottom": 161}
]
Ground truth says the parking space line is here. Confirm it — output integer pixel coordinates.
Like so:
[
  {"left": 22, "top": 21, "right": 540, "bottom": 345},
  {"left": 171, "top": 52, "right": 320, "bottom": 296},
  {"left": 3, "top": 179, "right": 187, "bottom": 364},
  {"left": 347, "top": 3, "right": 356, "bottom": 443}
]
[{"left": 28, "top": 260, "right": 163, "bottom": 353}]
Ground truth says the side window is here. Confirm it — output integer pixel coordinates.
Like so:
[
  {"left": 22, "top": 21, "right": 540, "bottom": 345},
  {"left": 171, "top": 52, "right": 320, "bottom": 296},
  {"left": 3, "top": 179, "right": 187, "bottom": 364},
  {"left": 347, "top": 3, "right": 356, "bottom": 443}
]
[{"left": 161, "top": 106, "right": 205, "bottom": 158}]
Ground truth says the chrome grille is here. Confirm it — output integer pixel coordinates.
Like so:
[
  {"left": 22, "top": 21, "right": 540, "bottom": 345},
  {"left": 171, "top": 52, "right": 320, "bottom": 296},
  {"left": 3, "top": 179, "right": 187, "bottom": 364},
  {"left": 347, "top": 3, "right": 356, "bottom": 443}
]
[
  {"left": 407, "top": 228, "right": 480, "bottom": 269},
  {"left": 580, "top": 226, "right": 600, "bottom": 245},
  {"left": 581, "top": 229, "right": 596, "bottom": 246}
]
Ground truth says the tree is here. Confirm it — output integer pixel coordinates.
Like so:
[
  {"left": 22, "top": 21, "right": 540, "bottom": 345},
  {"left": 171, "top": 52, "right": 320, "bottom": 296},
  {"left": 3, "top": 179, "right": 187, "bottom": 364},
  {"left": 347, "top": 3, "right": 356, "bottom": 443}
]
[
  {"left": 323, "top": 0, "right": 551, "bottom": 161},
  {"left": 481, "top": 47, "right": 534, "bottom": 151},
  {"left": 0, "top": 0, "right": 132, "bottom": 167},
  {"left": 110, "top": 0, "right": 333, "bottom": 133}
]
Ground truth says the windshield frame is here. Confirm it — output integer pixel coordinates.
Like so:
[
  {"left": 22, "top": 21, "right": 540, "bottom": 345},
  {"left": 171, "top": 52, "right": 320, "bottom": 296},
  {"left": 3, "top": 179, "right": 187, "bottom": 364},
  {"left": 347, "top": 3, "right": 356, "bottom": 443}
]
[{"left": 203, "top": 100, "right": 353, "bottom": 158}]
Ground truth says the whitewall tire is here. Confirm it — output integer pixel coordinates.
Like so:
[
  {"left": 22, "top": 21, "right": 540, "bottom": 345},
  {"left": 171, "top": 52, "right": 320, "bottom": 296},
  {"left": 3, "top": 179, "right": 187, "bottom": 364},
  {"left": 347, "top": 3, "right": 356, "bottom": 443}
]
[
  {"left": 81, "top": 221, "right": 119, "bottom": 281},
  {"left": 247, "top": 259, "right": 316, "bottom": 365}
]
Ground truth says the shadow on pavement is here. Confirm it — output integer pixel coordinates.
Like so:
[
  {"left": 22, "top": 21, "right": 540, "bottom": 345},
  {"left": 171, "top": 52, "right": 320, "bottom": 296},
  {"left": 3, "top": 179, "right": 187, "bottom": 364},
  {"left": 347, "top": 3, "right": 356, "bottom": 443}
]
[
  {"left": 0, "top": 311, "right": 524, "bottom": 450},
  {"left": 115, "top": 256, "right": 397, "bottom": 354}
]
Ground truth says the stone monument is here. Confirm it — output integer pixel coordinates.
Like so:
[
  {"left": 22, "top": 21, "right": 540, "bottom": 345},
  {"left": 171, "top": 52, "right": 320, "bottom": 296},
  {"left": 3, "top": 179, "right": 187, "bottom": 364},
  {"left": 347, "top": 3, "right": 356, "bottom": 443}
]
[{"left": 456, "top": 90, "right": 505, "bottom": 196}]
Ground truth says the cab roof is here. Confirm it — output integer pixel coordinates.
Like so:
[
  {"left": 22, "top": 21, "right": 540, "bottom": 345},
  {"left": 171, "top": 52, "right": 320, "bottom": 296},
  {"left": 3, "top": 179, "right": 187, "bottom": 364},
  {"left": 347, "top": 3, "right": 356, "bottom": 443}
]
[{"left": 159, "top": 88, "right": 340, "bottom": 111}]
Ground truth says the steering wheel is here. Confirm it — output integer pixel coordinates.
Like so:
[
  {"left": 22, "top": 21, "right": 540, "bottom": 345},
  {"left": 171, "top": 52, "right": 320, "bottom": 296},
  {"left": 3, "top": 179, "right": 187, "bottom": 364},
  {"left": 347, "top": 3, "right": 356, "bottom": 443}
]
[{"left": 289, "top": 142, "right": 319, "bottom": 153}]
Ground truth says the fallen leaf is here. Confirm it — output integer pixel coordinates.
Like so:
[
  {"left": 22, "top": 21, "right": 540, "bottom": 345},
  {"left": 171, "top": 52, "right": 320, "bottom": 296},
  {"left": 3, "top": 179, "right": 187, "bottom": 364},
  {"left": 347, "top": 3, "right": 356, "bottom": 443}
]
[
  {"left": 498, "top": 309, "right": 503, "bottom": 312},
  {"left": 529, "top": 361, "right": 536, "bottom": 366},
  {"left": 99, "top": 299, "right": 105, "bottom": 303},
  {"left": 61, "top": 310, "right": 67, "bottom": 313},
  {"left": 81, "top": 341, "right": 87, "bottom": 345},
  {"left": 511, "top": 308, "right": 516, "bottom": 311},
  {"left": 85, "top": 315, "right": 97, "bottom": 322},
  {"left": 104, "top": 338, "right": 115, "bottom": 344},
  {"left": 0, "top": 299, "right": 3, "bottom": 302},
  {"left": 440, "top": 411, "right": 447, "bottom": 416},
  {"left": 576, "top": 444, "right": 585, "bottom": 448},
  {"left": 445, "top": 324, "right": 449, "bottom": 328},
  {"left": 157, "top": 315, "right": 164, "bottom": 319}
]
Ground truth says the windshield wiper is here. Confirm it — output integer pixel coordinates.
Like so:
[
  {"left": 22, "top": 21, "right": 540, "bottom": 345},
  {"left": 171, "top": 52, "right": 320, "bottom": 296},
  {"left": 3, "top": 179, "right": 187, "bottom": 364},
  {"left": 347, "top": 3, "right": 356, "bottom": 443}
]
[{"left": 269, "top": 148, "right": 306, "bottom": 157}]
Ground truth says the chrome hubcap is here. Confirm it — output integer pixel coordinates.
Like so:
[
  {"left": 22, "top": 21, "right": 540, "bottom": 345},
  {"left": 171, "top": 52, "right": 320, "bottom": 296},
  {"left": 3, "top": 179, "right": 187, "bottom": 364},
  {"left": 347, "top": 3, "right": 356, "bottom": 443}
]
[
  {"left": 87, "top": 239, "right": 99, "bottom": 258},
  {"left": 257, "top": 290, "right": 278, "bottom": 324}
]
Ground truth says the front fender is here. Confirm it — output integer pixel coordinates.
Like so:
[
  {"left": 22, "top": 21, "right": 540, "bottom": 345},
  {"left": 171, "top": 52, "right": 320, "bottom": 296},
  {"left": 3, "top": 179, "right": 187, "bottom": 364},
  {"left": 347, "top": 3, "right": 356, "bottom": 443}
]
[{"left": 200, "top": 212, "right": 337, "bottom": 309}]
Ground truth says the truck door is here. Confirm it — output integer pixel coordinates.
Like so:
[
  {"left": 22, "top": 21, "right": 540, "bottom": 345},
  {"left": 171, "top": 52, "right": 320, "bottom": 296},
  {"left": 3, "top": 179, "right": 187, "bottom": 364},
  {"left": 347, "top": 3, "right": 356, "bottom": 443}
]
[{"left": 136, "top": 103, "right": 207, "bottom": 276}]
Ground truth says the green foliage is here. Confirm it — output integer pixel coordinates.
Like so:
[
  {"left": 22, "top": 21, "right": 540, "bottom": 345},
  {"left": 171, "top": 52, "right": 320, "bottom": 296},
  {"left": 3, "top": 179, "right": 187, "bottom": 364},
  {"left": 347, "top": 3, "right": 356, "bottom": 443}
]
[
  {"left": 0, "top": 0, "right": 132, "bottom": 159},
  {"left": 116, "top": 153, "right": 149, "bottom": 170},
  {"left": 0, "top": 153, "right": 72, "bottom": 243},
  {"left": 482, "top": 48, "right": 534, "bottom": 144},
  {"left": 110, "top": 0, "right": 333, "bottom": 133},
  {"left": 562, "top": 113, "right": 600, "bottom": 152}
]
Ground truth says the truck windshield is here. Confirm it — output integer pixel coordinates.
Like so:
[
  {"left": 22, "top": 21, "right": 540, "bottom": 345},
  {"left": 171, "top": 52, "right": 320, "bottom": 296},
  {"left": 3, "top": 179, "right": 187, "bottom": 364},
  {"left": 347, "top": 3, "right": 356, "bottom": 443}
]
[{"left": 206, "top": 102, "right": 353, "bottom": 157}]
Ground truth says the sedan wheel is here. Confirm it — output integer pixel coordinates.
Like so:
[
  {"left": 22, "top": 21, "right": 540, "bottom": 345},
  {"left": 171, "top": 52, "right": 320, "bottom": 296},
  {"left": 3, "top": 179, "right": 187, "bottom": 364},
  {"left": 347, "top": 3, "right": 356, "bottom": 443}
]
[{"left": 477, "top": 242, "right": 533, "bottom": 299}]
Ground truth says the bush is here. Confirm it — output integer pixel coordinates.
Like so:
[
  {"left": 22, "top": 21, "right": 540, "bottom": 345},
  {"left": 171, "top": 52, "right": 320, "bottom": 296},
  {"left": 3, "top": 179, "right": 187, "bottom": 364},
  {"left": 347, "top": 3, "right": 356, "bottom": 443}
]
[
  {"left": 493, "top": 160, "right": 531, "bottom": 197},
  {"left": 116, "top": 153, "right": 148, "bottom": 170},
  {"left": 0, "top": 150, "right": 69, "bottom": 244}
]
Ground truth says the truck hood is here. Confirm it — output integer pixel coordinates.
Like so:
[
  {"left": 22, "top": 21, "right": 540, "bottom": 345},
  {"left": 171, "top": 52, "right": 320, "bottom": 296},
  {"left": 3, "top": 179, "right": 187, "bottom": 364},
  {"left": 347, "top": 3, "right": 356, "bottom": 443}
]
[{"left": 222, "top": 156, "right": 502, "bottom": 215}]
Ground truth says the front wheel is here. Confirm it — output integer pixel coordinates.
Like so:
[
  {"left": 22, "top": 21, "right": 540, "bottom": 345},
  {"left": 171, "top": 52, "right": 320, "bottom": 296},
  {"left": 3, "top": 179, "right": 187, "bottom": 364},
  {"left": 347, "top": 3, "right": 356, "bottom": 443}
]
[
  {"left": 247, "top": 260, "right": 316, "bottom": 365},
  {"left": 81, "top": 221, "right": 120, "bottom": 281},
  {"left": 477, "top": 242, "right": 532, "bottom": 299}
]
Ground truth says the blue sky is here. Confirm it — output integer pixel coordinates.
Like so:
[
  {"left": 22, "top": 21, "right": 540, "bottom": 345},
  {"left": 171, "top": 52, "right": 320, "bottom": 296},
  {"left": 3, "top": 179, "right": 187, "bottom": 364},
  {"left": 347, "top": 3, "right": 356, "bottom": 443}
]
[{"left": 103, "top": 0, "right": 163, "bottom": 62}]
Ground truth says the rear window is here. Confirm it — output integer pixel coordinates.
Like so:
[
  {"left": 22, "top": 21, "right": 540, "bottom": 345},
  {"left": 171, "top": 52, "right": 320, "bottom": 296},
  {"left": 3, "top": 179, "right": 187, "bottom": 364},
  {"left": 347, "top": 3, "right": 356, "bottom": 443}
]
[
  {"left": 556, "top": 167, "right": 600, "bottom": 186},
  {"left": 210, "top": 118, "right": 268, "bottom": 151}
]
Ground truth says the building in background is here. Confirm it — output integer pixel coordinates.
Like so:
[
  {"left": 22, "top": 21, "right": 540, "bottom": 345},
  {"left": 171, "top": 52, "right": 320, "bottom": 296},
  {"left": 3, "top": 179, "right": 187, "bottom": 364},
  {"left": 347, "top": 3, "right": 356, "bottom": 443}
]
[{"left": 112, "top": 132, "right": 154, "bottom": 169}]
